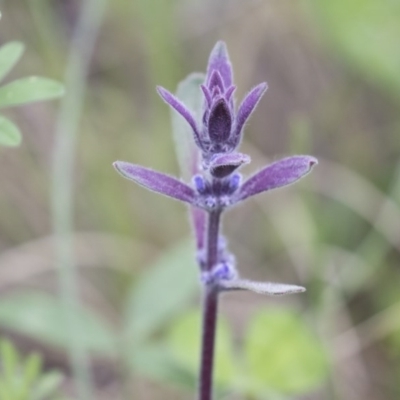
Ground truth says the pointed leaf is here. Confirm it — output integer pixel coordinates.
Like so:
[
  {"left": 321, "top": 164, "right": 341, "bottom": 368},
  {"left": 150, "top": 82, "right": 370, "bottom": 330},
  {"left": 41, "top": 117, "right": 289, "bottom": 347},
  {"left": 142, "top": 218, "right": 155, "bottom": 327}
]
[
  {"left": 206, "top": 41, "right": 233, "bottom": 88},
  {"left": 231, "top": 82, "right": 268, "bottom": 148},
  {"left": 0, "top": 42, "right": 25, "bottom": 83},
  {"left": 207, "top": 70, "right": 225, "bottom": 92},
  {"left": 219, "top": 279, "right": 305, "bottom": 296},
  {"left": 235, "top": 156, "right": 317, "bottom": 202},
  {"left": 114, "top": 161, "right": 196, "bottom": 205},
  {"left": 157, "top": 85, "right": 201, "bottom": 147},
  {"left": 225, "top": 85, "right": 236, "bottom": 101},
  {"left": 171, "top": 73, "right": 204, "bottom": 180},
  {"left": 0, "top": 77, "right": 64, "bottom": 108},
  {"left": 0, "top": 115, "right": 21, "bottom": 147},
  {"left": 200, "top": 84, "right": 212, "bottom": 106}
]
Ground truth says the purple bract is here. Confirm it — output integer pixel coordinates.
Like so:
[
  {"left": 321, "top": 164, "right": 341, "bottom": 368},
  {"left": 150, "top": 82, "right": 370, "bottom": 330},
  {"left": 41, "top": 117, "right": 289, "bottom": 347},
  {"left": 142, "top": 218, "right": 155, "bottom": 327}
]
[{"left": 157, "top": 42, "right": 268, "bottom": 160}]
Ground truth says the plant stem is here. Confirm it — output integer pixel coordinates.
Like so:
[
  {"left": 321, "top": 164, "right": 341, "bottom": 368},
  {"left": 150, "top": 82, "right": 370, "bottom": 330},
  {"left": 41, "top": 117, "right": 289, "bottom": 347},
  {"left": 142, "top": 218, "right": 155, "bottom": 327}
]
[
  {"left": 51, "top": 0, "right": 107, "bottom": 399},
  {"left": 198, "top": 210, "right": 221, "bottom": 400}
]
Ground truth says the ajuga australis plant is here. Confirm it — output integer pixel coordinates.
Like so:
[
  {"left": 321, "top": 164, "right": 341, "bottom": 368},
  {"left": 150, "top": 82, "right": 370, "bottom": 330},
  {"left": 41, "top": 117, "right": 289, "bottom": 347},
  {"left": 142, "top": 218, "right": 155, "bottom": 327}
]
[{"left": 114, "top": 42, "right": 317, "bottom": 400}]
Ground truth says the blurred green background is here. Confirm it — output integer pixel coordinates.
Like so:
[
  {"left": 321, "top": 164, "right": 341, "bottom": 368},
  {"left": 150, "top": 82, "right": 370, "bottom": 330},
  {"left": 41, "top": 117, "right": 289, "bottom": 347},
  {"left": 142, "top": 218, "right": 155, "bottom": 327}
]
[{"left": 1, "top": 0, "right": 400, "bottom": 399}]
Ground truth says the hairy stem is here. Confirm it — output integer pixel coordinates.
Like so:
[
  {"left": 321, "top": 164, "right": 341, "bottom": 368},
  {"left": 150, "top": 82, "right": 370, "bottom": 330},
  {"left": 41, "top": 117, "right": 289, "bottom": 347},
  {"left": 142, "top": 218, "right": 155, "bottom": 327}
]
[
  {"left": 205, "top": 210, "right": 221, "bottom": 272},
  {"left": 198, "top": 210, "right": 221, "bottom": 400}
]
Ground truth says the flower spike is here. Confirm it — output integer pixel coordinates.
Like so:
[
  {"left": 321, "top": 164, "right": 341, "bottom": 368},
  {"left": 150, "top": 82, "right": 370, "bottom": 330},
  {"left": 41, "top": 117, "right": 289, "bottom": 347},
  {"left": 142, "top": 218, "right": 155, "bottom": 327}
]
[{"left": 113, "top": 42, "right": 318, "bottom": 400}]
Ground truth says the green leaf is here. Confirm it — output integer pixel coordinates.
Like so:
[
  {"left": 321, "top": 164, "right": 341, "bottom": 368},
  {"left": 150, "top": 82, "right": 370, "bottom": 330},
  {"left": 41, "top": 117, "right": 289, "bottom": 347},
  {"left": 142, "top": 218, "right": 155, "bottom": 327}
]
[
  {"left": 310, "top": 0, "right": 400, "bottom": 97},
  {"left": 172, "top": 73, "right": 204, "bottom": 181},
  {"left": 32, "top": 371, "right": 63, "bottom": 400},
  {"left": 0, "top": 77, "right": 64, "bottom": 108},
  {"left": 22, "top": 352, "right": 42, "bottom": 390},
  {"left": 0, "top": 115, "right": 21, "bottom": 147},
  {"left": 0, "top": 42, "right": 25, "bottom": 83},
  {"left": 0, "top": 340, "right": 19, "bottom": 383},
  {"left": 0, "top": 291, "right": 116, "bottom": 356},
  {"left": 124, "top": 239, "right": 198, "bottom": 343},
  {"left": 166, "top": 309, "right": 237, "bottom": 388},
  {"left": 244, "top": 309, "right": 329, "bottom": 395}
]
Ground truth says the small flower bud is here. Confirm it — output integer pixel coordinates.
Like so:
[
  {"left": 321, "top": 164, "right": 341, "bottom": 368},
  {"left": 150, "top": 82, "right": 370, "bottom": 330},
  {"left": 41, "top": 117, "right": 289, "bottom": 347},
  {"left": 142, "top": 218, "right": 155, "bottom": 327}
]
[{"left": 193, "top": 175, "right": 207, "bottom": 194}]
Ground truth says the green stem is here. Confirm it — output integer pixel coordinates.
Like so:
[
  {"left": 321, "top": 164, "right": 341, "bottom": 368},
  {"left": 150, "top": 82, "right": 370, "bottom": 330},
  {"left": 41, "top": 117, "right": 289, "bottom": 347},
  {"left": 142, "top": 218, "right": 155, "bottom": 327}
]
[{"left": 51, "top": 0, "right": 107, "bottom": 399}]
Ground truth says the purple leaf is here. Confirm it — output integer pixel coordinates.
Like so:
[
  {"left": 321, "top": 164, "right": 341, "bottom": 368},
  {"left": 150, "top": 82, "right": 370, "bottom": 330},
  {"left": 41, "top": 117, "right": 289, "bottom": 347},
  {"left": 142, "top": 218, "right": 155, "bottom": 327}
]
[
  {"left": 209, "top": 152, "right": 250, "bottom": 178},
  {"left": 200, "top": 84, "right": 212, "bottom": 107},
  {"left": 235, "top": 156, "right": 318, "bottom": 202},
  {"left": 225, "top": 85, "right": 236, "bottom": 102},
  {"left": 231, "top": 82, "right": 268, "bottom": 148},
  {"left": 113, "top": 161, "right": 196, "bottom": 204},
  {"left": 208, "top": 98, "right": 232, "bottom": 143},
  {"left": 207, "top": 70, "right": 225, "bottom": 92},
  {"left": 206, "top": 41, "right": 233, "bottom": 88},
  {"left": 157, "top": 86, "right": 202, "bottom": 147},
  {"left": 218, "top": 279, "right": 306, "bottom": 296}
]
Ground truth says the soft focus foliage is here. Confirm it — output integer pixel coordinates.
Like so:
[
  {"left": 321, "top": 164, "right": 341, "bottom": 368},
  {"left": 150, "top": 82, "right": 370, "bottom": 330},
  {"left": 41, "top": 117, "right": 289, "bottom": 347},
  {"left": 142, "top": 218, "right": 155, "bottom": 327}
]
[
  {"left": 0, "top": 339, "right": 68, "bottom": 400},
  {"left": 0, "top": 41, "right": 63, "bottom": 146},
  {"left": 1, "top": 0, "right": 400, "bottom": 399}
]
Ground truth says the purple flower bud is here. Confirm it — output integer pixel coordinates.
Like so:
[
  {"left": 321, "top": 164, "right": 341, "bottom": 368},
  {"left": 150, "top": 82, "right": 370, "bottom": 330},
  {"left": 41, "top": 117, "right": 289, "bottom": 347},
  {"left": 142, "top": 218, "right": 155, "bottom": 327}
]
[
  {"left": 207, "top": 98, "right": 232, "bottom": 143},
  {"left": 213, "top": 262, "right": 238, "bottom": 281},
  {"left": 229, "top": 173, "right": 241, "bottom": 192},
  {"left": 206, "top": 41, "right": 233, "bottom": 89},
  {"left": 193, "top": 175, "right": 207, "bottom": 194},
  {"left": 205, "top": 196, "right": 217, "bottom": 209},
  {"left": 209, "top": 152, "right": 250, "bottom": 178},
  {"left": 201, "top": 261, "right": 238, "bottom": 285}
]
